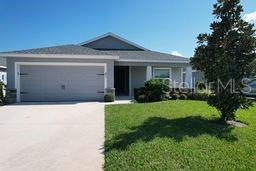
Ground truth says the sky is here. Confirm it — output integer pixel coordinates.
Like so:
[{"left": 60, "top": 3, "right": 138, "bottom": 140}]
[{"left": 0, "top": 0, "right": 256, "bottom": 58}]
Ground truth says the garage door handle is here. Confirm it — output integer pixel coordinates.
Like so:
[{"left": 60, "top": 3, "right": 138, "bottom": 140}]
[
  {"left": 97, "top": 91, "right": 104, "bottom": 93},
  {"left": 97, "top": 74, "right": 105, "bottom": 76},
  {"left": 20, "top": 92, "right": 29, "bottom": 94}
]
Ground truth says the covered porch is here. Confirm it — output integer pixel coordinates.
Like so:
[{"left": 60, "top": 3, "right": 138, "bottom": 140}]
[{"left": 114, "top": 62, "right": 193, "bottom": 98}]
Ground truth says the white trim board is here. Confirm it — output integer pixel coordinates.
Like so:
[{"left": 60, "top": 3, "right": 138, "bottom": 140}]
[
  {"left": 0, "top": 53, "right": 119, "bottom": 59},
  {"left": 129, "top": 66, "right": 132, "bottom": 97},
  {"left": 117, "top": 59, "right": 190, "bottom": 63},
  {"left": 0, "top": 65, "right": 7, "bottom": 69},
  {"left": 14, "top": 62, "right": 107, "bottom": 102}
]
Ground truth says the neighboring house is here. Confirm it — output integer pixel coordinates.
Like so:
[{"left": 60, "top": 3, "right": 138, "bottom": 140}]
[
  {"left": 0, "top": 57, "right": 7, "bottom": 85},
  {"left": 0, "top": 66, "right": 7, "bottom": 85},
  {"left": 0, "top": 33, "right": 192, "bottom": 102}
]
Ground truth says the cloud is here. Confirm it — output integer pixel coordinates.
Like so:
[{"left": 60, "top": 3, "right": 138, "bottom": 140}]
[
  {"left": 243, "top": 11, "right": 256, "bottom": 23},
  {"left": 171, "top": 51, "right": 183, "bottom": 57}
]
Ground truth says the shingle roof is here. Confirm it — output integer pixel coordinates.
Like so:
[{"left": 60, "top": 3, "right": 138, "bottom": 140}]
[
  {"left": 2, "top": 44, "right": 110, "bottom": 56},
  {"left": 103, "top": 50, "right": 189, "bottom": 62},
  {"left": 0, "top": 44, "right": 189, "bottom": 62}
]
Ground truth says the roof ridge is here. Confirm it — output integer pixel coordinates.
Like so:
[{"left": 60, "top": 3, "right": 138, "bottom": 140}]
[{"left": 150, "top": 50, "right": 188, "bottom": 59}]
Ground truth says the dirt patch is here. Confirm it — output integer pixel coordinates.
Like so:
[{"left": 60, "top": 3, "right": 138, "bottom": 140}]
[{"left": 226, "top": 120, "right": 247, "bottom": 127}]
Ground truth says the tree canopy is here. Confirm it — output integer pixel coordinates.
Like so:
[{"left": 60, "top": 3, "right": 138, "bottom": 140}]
[{"left": 191, "top": 0, "right": 256, "bottom": 122}]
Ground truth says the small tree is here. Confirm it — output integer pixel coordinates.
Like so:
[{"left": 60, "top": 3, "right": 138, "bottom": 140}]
[{"left": 191, "top": 0, "right": 256, "bottom": 122}]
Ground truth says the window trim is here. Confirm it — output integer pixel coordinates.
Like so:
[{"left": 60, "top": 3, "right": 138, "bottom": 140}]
[{"left": 153, "top": 67, "right": 172, "bottom": 85}]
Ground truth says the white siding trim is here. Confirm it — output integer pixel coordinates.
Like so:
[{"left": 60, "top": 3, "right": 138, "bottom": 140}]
[
  {"left": 129, "top": 66, "right": 132, "bottom": 97},
  {"left": 146, "top": 66, "right": 152, "bottom": 81},
  {"left": 118, "top": 59, "right": 189, "bottom": 63},
  {"left": 14, "top": 62, "right": 107, "bottom": 102},
  {"left": 0, "top": 65, "right": 7, "bottom": 69}
]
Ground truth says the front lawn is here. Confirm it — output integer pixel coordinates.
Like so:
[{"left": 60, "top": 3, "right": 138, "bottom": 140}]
[{"left": 105, "top": 100, "right": 256, "bottom": 170}]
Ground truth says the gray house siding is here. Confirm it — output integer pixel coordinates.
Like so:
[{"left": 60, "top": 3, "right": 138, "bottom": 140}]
[
  {"left": 130, "top": 66, "right": 184, "bottom": 95},
  {"left": 0, "top": 57, "right": 6, "bottom": 66},
  {"left": 83, "top": 36, "right": 143, "bottom": 50},
  {"left": 172, "top": 67, "right": 182, "bottom": 88},
  {"left": 131, "top": 66, "right": 146, "bottom": 95},
  {"left": 6, "top": 57, "right": 114, "bottom": 90},
  {"left": 192, "top": 71, "right": 204, "bottom": 85}
]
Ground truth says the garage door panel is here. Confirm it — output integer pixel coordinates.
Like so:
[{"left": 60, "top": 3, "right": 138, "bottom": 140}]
[{"left": 20, "top": 65, "right": 105, "bottom": 102}]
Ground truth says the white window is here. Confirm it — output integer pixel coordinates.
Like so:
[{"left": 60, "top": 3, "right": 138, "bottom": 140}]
[{"left": 153, "top": 68, "right": 172, "bottom": 86}]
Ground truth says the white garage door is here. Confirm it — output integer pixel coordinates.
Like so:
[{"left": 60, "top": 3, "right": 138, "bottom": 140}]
[{"left": 20, "top": 65, "right": 105, "bottom": 102}]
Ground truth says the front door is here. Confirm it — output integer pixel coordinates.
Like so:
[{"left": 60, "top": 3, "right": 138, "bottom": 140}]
[{"left": 114, "top": 66, "right": 129, "bottom": 96}]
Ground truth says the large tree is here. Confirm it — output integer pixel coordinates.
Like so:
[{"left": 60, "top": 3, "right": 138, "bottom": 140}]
[{"left": 191, "top": 0, "right": 256, "bottom": 122}]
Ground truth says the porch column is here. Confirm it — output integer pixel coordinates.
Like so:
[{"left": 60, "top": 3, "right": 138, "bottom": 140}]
[
  {"left": 185, "top": 66, "right": 193, "bottom": 88},
  {"left": 129, "top": 66, "right": 132, "bottom": 97},
  {"left": 146, "top": 66, "right": 152, "bottom": 81}
]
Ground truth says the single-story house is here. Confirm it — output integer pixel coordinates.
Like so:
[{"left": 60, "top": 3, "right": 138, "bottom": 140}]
[{"left": 0, "top": 33, "right": 196, "bottom": 102}]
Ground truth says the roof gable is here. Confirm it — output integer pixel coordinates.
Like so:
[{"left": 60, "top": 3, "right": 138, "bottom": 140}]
[{"left": 80, "top": 33, "right": 148, "bottom": 51}]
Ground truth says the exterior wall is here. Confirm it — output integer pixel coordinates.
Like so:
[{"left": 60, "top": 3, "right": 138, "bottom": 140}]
[
  {"left": 130, "top": 66, "right": 185, "bottom": 95},
  {"left": 131, "top": 66, "right": 146, "bottom": 95},
  {"left": 0, "top": 57, "right": 6, "bottom": 67},
  {"left": 192, "top": 71, "right": 204, "bottom": 85},
  {"left": 152, "top": 66, "right": 183, "bottom": 88},
  {"left": 0, "top": 70, "right": 7, "bottom": 85},
  {"left": 172, "top": 67, "right": 182, "bottom": 88},
  {"left": 83, "top": 36, "right": 142, "bottom": 50},
  {"left": 6, "top": 57, "right": 114, "bottom": 90}
]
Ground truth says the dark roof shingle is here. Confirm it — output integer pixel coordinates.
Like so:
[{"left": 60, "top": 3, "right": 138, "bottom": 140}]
[
  {"left": 1, "top": 45, "right": 189, "bottom": 62},
  {"left": 103, "top": 50, "right": 189, "bottom": 62},
  {"left": 3, "top": 44, "right": 110, "bottom": 56}
]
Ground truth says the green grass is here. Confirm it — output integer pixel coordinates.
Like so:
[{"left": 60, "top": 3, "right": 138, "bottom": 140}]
[{"left": 105, "top": 100, "right": 256, "bottom": 170}]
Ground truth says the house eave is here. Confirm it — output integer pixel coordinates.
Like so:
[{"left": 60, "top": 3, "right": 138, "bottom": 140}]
[{"left": 116, "top": 59, "right": 190, "bottom": 63}]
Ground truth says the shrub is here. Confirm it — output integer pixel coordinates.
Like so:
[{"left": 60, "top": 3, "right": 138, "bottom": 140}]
[
  {"left": 148, "top": 89, "right": 165, "bottom": 102},
  {"left": 194, "top": 93, "right": 209, "bottom": 101},
  {"left": 0, "top": 81, "right": 5, "bottom": 104},
  {"left": 195, "top": 80, "right": 207, "bottom": 90},
  {"left": 145, "top": 78, "right": 169, "bottom": 92},
  {"left": 134, "top": 87, "right": 148, "bottom": 101},
  {"left": 187, "top": 93, "right": 195, "bottom": 100},
  {"left": 179, "top": 94, "right": 187, "bottom": 100},
  {"left": 171, "top": 94, "right": 179, "bottom": 100},
  {"left": 104, "top": 93, "right": 115, "bottom": 102},
  {"left": 144, "top": 78, "right": 169, "bottom": 102},
  {"left": 138, "top": 95, "right": 149, "bottom": 103}
]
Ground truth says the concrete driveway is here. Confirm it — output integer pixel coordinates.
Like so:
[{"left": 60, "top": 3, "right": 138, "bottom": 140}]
[{"left": 0, "top": 102, "right": 104, "bottom": 171}]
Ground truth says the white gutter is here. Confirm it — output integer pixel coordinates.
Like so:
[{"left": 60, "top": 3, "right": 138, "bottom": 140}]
[
  {"left": 0, "top": 65, "right": 6, "bottom": 69},
  {"left": 0, "top": 53, "right": 190, "bottom": 63},
  {"left": 0, "top": 53, "right": 119, "bottom": 60}
]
